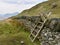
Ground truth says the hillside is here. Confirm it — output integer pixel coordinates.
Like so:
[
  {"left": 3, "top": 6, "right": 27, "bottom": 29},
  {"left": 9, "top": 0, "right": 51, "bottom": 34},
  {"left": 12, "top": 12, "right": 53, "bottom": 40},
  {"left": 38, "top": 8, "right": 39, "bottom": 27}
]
[
  {"left": 15, "top": 0, "right": 60, "bottom": 18},
  {"left": 0, "top": 19, "right": 40, "bottom": 45},
  {"left": 10, "top": 0, "right": 60, "bottom": 44},
  {"left": 0, "top": 0, "right": 60, "bottom": 45}
]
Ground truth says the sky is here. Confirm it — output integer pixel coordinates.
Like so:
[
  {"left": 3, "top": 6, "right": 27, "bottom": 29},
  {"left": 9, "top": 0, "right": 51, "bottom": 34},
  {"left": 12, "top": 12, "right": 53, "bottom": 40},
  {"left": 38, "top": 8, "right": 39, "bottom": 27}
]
[{"left": 0, "top": 0, "right": 47, "bottom": 14}]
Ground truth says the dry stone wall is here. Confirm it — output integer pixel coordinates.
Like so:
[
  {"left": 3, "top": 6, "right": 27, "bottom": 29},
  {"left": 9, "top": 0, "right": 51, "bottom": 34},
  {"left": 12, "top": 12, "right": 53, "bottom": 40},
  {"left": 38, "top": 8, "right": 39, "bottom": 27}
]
[{"left": 13, "top": 16, "right": 60, "bottom": 45}]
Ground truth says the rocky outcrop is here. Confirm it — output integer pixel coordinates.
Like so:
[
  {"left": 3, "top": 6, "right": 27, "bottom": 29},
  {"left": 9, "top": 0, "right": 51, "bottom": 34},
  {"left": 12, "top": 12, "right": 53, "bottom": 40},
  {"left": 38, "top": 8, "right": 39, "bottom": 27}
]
[
  {"left": 12, "top": 16, "right": 60, "bottom": 45},
  {"left": 23, "top": 16, "right": 60, "bottom": 45},
  {"left": 40, "top": 28, "right": 60, "bottom": 45},
  {"left": 12, "top": 16, "right": 42, "bottom": 30},
  {"left": 39, "top": 18, "right": 60, "bottom": 45}
]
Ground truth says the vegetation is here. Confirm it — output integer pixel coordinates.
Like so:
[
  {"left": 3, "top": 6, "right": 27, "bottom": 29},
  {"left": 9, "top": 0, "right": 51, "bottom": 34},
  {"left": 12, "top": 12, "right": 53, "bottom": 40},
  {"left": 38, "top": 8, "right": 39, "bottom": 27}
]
[
  {"left": 0, "top": 19, "right": 40, "bottom": 45},
  {"left": 16, "top": 0, "right": 60, "bottom": 18},
  {"left": 0, "top": 0, "right": 60, "bottom": 45}
]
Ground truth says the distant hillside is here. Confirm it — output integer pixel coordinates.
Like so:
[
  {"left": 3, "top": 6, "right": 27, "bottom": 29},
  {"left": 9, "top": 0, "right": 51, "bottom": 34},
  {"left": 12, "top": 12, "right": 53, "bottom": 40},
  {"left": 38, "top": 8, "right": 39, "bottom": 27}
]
[
  {"left": 15, "top": 0, "right": 60, "bottom": 18},
  {"left": 0, "top": 12, "right": 18, "bottom": 20}
]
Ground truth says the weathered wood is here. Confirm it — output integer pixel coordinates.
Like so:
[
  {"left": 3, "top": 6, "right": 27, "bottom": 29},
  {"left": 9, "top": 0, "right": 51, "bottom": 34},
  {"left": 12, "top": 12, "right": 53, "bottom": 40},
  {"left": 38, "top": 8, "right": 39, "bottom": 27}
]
[{"left": 30, "top": 12, "right": 52, "bottom": 42}]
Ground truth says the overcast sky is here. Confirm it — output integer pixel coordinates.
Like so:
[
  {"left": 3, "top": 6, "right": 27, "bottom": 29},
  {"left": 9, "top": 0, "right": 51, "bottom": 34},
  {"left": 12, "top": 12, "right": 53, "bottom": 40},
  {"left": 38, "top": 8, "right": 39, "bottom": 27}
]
[{"left": 0, "top": 0, "right": 47, "bottom": 14}]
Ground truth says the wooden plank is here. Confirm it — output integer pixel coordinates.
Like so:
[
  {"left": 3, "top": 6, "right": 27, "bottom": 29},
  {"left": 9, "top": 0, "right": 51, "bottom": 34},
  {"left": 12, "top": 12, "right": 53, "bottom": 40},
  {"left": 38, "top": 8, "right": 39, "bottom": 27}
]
[{"left": 32, "top": 19, "right": 47, "bottom": 42}]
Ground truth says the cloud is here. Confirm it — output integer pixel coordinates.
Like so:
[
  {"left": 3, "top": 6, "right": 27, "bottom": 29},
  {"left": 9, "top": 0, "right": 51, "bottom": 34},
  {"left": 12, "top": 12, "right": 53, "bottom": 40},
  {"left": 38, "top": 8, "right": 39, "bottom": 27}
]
[
  {"left": 0, "top": 1, "right": 18, "bottom": 14},
  {"left": 0, "top": 0, "right": 18, "bottom": 4},
  {"left": 0, "top": 0, "right": 47, "bottom": 14}
]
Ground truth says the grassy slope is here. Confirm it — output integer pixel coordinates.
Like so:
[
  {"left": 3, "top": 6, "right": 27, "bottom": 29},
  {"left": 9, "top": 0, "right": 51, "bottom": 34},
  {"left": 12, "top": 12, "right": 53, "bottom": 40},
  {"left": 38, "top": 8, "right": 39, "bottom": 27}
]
[
  {"left": 17, "top": 0, "right": 60, "bottom": 18},
  {"left": 0, "top": 19, "right": 40, "bottom": 45},
  {"left": 0, "top": 0, "right": 60, "bottom": 45}
]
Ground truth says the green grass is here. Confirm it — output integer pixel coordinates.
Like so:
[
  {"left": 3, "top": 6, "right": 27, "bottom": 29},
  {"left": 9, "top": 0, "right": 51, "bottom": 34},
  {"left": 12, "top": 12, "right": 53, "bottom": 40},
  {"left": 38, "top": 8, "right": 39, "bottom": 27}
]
[
  {"left": 0, "top": 21, "right": 40, "bottom": 45},
  {"left": 0, "top": 0, "right": 60, "bottom": 45},
  {"left": 0, "top": 32, "right": 33, "bottom": 45},
  {"left": 15, "top": 0, "right": 60, "bottom": 18}
]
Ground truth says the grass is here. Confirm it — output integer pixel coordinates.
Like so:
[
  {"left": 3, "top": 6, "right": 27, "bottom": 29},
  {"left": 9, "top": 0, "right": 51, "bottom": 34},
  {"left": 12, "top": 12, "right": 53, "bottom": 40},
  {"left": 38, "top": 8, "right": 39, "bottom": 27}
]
[
  {"left": 16, "top": 0, "right": 60, "bottom": 18},
  {"left": 0, "top": 0, "right": 60, "bottom": 45},
  {"left": 0, "top": 32, "right": 33, "bottom": 45},
  {"left": 0, "top": 20, "right": 40, "bottom": 45}
]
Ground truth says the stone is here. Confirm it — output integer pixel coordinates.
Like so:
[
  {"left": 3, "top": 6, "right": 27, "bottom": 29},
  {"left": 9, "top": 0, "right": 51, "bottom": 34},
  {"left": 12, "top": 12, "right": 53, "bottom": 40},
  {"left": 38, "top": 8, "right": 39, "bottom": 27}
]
[
  {"left": 48, "top": 38, "right": 53, "bottom": 41},
  {"left": 18, "top": 16, "right": 60, "bottom": 45},
  {"left": 20, "top": 41, "right": 24, "bottom": 45},
  {"left": 58, "top": 42, "right": 60, "bottom": 45},
  {"left": 52, "top": 2, "right": 57, "bottom": 8}
]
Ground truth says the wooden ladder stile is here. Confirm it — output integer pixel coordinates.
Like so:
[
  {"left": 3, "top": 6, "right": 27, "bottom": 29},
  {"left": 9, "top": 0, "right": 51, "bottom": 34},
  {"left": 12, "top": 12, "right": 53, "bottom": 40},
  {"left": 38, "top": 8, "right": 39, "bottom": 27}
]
[{"left": 29, "top": 12, "right": 52, "bottom": 42}]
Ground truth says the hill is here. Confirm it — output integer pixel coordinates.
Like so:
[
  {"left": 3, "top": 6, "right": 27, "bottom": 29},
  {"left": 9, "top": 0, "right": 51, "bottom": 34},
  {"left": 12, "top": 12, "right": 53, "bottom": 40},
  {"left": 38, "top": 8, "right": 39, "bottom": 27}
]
[
  {"left": 0, "top": 19, "right": 40, "bottom": 45},
  {"left": 0, "top": 0, "right": 60, "bottom": 45},
  {"left": 15, "top": 0, "right": 60, "bottom": 18},
  {"left": 0, "top": 12, "right": 18, "bottom": 20}
]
